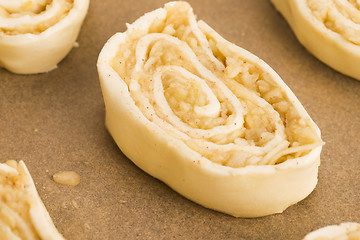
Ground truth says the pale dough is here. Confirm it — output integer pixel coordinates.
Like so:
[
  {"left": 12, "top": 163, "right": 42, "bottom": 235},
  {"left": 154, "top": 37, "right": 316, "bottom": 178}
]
[
  {"left": 0, "top": 0, "right": 89, "bottom": 74},
  {"left": 304, "top": 222, "right": 360, "bottom": 240},
  {"left": 0, "top": 160, "right": 65, "bottom": 240},
  {"left": 271, "top": 0, "right": 360, "bottom": 81},
  {"left": 97, "top": 1, "right": 323, "bottom": 217}
]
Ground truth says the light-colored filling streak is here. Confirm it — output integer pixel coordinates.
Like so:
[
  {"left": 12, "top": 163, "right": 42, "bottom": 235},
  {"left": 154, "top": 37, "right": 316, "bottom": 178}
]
[
  {"left": 0, "top": 0, "right": 73, "bottom": 35},
  {"left": 0, "top": 161, "right": 40, "bottom": 240},
  {"left": 307, "top": 0, "right": 360, "bottom": 44},
  {"left": 111, "top": 2, "right": 322, "bottom": 168}
]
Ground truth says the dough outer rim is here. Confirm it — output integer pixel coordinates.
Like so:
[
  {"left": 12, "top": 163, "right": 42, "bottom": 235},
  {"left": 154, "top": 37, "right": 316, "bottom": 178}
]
[
  {"left": 97, "top": 3, "right": 322, "bottom": 218},
  {"left": 0, "top": 0, "right": 89, "bottom": 74},
  {"left": 271, "top": 0, "right": 360, "bottom": 80}
]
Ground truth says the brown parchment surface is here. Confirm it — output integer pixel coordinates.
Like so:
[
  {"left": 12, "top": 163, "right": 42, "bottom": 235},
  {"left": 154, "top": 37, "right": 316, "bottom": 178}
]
[{"left": 0, "top": 0, "right": 359, "bottom": 239}]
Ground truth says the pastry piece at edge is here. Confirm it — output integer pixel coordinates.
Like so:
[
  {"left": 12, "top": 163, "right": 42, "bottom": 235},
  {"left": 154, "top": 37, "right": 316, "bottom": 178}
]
[
  {"left": 0, "top": 160, "right": 65, "bottom": 240},
  {"left": 271, "top": 0, "right": 360, "bottom": 81},
  {"left": 97, "top": 1, "right": 323, "bottom": 217},
  {"left": 0, "top": 0, "right": 89, "bottom": 74},
  {"left": 304, "top": 222, "right": 360, "bottom": 240}
]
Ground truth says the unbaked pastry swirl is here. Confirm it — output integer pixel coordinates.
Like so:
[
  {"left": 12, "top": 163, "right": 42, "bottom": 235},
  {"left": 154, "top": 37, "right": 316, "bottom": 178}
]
[
  {"left": 271, "top": 0, "right": 360, "bottom": 80},
  {"left": 0, "top": 0, "right": 89, "bottom": 74},
  {"left": 97, "top": 1, "right": 323, "bottom": 217},
  {"left": 0, "top": 160, "right": 65, "bottom": 240}
]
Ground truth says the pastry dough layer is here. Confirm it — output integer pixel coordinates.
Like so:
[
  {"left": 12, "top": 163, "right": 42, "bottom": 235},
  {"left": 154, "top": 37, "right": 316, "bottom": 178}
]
[
  {"left": 0, "top": 0, "right": 89, "bottom": 74},
  {"left": 303, "top": 222, "right": 360, "bottom": 240},
  {"left": 271, "top": 0, "right": 360, "bottom": 80},
  {"left": 97, "top": 1, "right": 323, "bottom": 217},
  {"left": 0, "top": 160, "right": 65, "bottom": 240}
]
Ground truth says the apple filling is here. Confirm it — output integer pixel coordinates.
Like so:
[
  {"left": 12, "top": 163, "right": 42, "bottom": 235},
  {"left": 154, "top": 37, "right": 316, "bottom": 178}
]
[
  {"left": 0, "top": 161, "right": 40, "bottom": 239},
  {"left": 0, "top": 0, "right": 73, "bottom": 35},
  {"left": 307, "top": 0, "right": 360, "bottom": 44},
  {"left": 110, "top": 2, "right": 322, "bottom": 168}
]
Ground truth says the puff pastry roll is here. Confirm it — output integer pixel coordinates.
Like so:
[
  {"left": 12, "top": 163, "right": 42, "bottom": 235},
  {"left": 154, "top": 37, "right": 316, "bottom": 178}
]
[
  {"left": 271, "top": 0, "right": 360, "bottom": 80},
  {"left": 0, "top": 0, "right": 89, "bottom": 74},
  {"left": 97, "top": 1, "right": 323, "bottom": 217},
  {"left": 304, "top": 222, "right": 360, "bottom": 240},
  {"left": 0, "top": 160, "right": 65, "bottom": 240}
]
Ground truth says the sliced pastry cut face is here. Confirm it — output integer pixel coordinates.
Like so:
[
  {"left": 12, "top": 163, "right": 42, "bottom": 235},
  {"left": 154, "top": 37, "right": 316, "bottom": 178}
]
[
  {"left": 97, "top": 1, "right": 323, "bottom": 217},
  {"left": 271, "top": 0, "right": 360, "bottom": 80},
  {"left": 306, "top": 0, "right": 360, "bottom": 45},
  {"left": 303, "top": 222, "right": 360, "bottom": 240},
  {"left": 0, "top": 160, "right": 65, "bottom": 240},
  {"left": 0, "top": 0, "right": 89, "bottom": 74}
]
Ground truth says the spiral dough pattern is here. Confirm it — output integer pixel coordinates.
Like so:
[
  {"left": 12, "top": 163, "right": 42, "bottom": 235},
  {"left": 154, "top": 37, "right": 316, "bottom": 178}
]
[
  {"left": 110, "top": 2, "right": 322, "bottom": 168},
  {"left": 272, "top": 0, "right": 360, "bottom": 80},
  {"left": 307, "top": 0, "right": 360, "bottom": 45},
  {"left": 98, "top": 1, "right": 323, "bottom": 217},
  {"left": 0, "top": 0, "right": 89, "bottom": 74}
]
